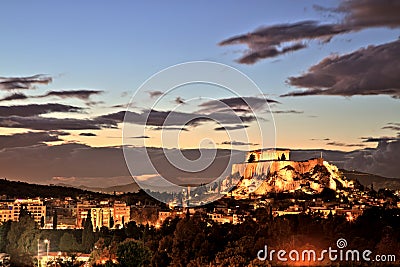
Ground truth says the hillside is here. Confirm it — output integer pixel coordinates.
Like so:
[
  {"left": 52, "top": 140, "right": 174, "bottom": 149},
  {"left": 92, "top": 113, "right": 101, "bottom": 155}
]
[
  {"left": 230, "top": 158, "right": 353, "bottom": 197},
  {"left": 341, "top": 170, "right": 400, "bottom": 190},
  {"left": 0, "top": 178, "right": 108, "bottom": 198}
]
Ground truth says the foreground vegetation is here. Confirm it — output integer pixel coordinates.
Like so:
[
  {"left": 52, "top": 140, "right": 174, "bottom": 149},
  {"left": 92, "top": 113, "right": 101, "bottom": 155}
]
[{"left": 1, "top": 205, "right": 399, "bottom": 266}]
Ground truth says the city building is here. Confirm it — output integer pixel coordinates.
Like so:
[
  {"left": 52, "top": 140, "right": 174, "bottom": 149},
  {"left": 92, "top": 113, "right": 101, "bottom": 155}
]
[
  {"left": 76, "top": 200, "right": 130, "bottom": 229},
  {"left": 0, "top": 198, "right": 46, "bottom": 225}
]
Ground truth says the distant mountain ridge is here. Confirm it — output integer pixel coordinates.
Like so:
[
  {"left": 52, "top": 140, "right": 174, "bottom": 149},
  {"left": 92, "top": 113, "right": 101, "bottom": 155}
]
[
  {"left": 57, "top": 182, "right": 140, "bottom": 194},
  {"left": 341, "top": 170, "right": 400, "bottom": 190}
]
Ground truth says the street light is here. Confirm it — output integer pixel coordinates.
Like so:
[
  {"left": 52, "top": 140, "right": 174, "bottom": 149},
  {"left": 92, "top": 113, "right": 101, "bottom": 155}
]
[
  {"left": 44, "top": 239, "right": 50, "bottom": 265},
  {"left": 37, "top": 239, "right": 40, "bottom": 267}
]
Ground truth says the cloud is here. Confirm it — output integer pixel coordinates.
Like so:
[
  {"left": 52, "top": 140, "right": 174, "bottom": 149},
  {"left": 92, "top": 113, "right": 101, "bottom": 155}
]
[
  {"left": 214, "top": 125, "right": 249, "bottom": 131},
  {"left": 0, "top": 144, "right": 245, "bottom": 186},
  {"left": 198, "top": 96, "right": 279, "bottom": 113},
  {"left": 174, "top": 96, "right": 185, "bottom": 104},
  {"left": 337, "top": 0, "right": 400, "bottom": 29},
  {"left": 130, "top": 135, "right": 150, "bottom": 139},
  {"left": 310, "top": 138, "right": 330, "bottom": 141},
  {"left": 0, "top": 93, "right": 28, "bottom": 102},
  {"left": 150, "top": 126, "right": 189, "bottom": 131},
  {"left": 86, "top": 101, "right": 104, "bottom": 107},
  {"left": 0, "top": 74, "right": 52, "bottom": 90},
  {"left": 0, "top": 143, "right": 131, "bottom": 184},
  {"left": 283, "top": 40, "right": 400, "bottom": 98},
  {"left": 111, "top": 102, "right": 136, "bottom": 109},
  {"left": 49, "top": 130, "right": 70, "bottom": 136},
  {"left": 0, "top": 90, "right": 103, "bottom": 104},
  {"left": 235, "top": 42, "right": 307, "bottom": 64},
  {"left": 0, "top": 116, "right": 112, "bottom": 130},
  {"left": 271, "top": 110, "right": 304, "bottom": 114},
  {"left": 361, "top": 136, "right": 399, "bottom": 143},
  {"left": 39, "top": 89, "right": 103, "bottom": 100},
  {"left": 326, "top": 141, "right": 366, "bottom": 147},
  {"left": 79, "top": 132, "right": 97, "bottom": 137},
  {"left": 344, "top": 140, "right": 400, "bottom": 178},
  {"left": 220, "top": 0, "right": 400, "bottom": 63},
  {"left": 148, "top": 90, "right": 163, "bottom": 98},
  {"left": 0, "top": 131, "right": 64, "bottom": 149},
  {"left": 100, "top": 109, "right": 256, "bottom": 127},
  {"left": 382, "top": 122, "right": 400, "bottom": 132},
  {"left": 219, "top": 21, "right": 347, "bottom": 63},
  {"left": 0, "top": 103, "right": 82, "bottom": 117},
  {"left": 220, "top": 140, "right": 259, "bottom": 146}
]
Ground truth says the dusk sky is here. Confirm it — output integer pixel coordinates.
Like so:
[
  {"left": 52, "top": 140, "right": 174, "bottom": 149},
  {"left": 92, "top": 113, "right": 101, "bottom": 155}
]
[{"left": 0, "top": 0, "right": 399, "bottom": 186}]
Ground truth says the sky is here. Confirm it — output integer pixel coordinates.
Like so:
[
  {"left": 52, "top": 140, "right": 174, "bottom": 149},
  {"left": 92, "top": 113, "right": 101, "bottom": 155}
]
[{"left": 0, "top": 0, "right": 399, "bottom": 186}]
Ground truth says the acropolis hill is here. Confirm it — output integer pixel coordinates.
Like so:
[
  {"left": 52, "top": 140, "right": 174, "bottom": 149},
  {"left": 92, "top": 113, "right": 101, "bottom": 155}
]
[{"left": 230, "top": 149, "right": 354, "bottom": 197}]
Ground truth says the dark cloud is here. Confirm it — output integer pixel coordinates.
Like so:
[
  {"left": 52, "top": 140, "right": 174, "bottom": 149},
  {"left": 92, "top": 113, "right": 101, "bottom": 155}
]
[
  {"left": 361, "top": 136, "right": 399, "bottom": 143},
  {"left": 40, "top": 89, "right": 103, "bottom": 100},
  {"left": 337, "top": 0, "right": 400, "bottom": 29},
  {"left": 49, "top": 130, "right": 70, "bottom": 136},
  {"left": 100, "top": 109, "right": 256, "bottom": 128},
  {"left": 148, "top": 90, "right": 163, "bottom": 98},
  {"left": 150, "top": 126, "right": 189, "bottom": 131},
  {"left": 271, "top": 110, "right": 304, "bottom": 114},
  {"left": 220, "top": 21, "right": 347, "bottom": 63},
  {"left": 0, "top": 93, "right": 28, "bottom": 102},
  {"left": 326, "top": 141, "right": 366, "bottom": 147},
  {"left": 382, "top": 122, "right": 400, "bottom": 132},
  {"left": 0, "top": 143, "right": 130, "bottom": 184},
  {"left": 0, "top": 74, "right": 52, "bottom": 90},
  {"left": 283, "top": 40, "right": 400, "bottom": 98},
  {"left": 0, "top": 103, "right": 82, "bottom": 117},
  {"left": 85, "top": 101, "right": 104, "bottom": 107},
  {"left": 214, "top": 125, "right": 249, "bottom": 131},
  {"left": 344, "top": 140, "right": 400, "bottom": 178},
  {"left": 174, "top": 97, "right": 185, "bottom": 104},
  {"left": 237, "top": 42, "right": 307, "bottom": 64},
  {"left": 198, "top": 96, "right": 279, "bottom": 113},
  {"left": 0, "top": 144, "right": 245, "bottom": 186},
  {"left": 130, "top": 135, "right": 150, "bottom": 139},
  {"left": 220, "top": 140, "right": 259, "bottom": 146},
  {"left": 111, "top": 103, "right": 136, "bottom": 109},
  {"left": 310, "top": 138, "right": 330, "bottom": 141},
  {"left": 0, "top": 116, "right": 112, "bottom": 131},
  {"left": 221, "top": 0, "right": 400, "bottom": 63},
  {"left": 0, "top": 131, "right": 63, "bottom": 149},
  {"left": 0, "top": 90, "right": 103, "bottom": 104},
  {"left": 79, "top": 132, "right": 97, "bottom": 137}
]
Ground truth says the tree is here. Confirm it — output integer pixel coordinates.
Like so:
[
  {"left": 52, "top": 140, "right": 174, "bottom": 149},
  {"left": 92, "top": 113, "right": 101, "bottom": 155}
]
[
  {"left": 248, "top": 154, "right": 256, "bottom": 163},
  {"left": 0, "top": 221, "right": 11, "bottom": 252},
  {"left": 170, "top": 218, "right": 209, "bottom": 266},
  {"left": 6, "top": 210, "right": 39, "bottom": 266},
  {"left": 82, "top": 210, "right": 95, "bottom": 253},
  {"left": 40, "top": 216, "right": 45, "bottom": 228},
  {"left": 53, "top": 210, "right": 58, "bottom": 230},
  {"left": 320, "top": 188, "right": 336, "bottom": 201},
  {"left": 60, "top": 232, "right": 79, "bottom": 252},
  {"left": 109, "top": 215, "right": 114, "bottom": 229},
  {"left": 116, "top": 239, "right": 151, "bottom": 267}
]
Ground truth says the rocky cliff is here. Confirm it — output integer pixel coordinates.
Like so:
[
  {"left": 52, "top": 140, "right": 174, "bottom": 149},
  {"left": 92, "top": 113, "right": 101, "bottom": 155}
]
[{"left": 230, "top": 158, "right": 353, "bottom": 197}]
